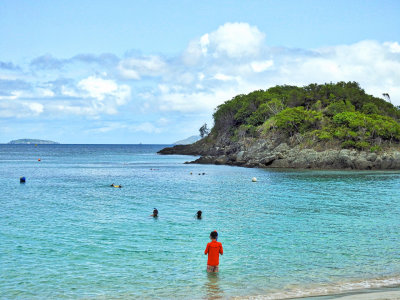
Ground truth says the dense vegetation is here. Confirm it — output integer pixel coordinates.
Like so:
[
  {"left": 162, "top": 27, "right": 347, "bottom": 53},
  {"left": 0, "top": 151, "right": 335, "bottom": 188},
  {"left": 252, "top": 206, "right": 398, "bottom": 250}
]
[{"left": 211, "top": 82, "right": 400, "bottom": 152}]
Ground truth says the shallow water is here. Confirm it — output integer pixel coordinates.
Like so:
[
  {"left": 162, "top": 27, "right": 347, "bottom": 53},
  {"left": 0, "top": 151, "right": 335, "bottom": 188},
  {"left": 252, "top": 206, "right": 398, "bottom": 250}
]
[{"left": 1, "top": 144, "right": 400, "bottom": 299}]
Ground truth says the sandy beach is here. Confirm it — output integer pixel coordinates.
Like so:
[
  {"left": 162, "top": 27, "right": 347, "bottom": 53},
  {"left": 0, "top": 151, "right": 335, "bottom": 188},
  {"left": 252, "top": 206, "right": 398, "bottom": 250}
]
[
  {"left": 235, "top": 282, "right": 400, "bottom": 300},
  {"left": 330, "top": 290, "right": 400, "bottom": 299}
]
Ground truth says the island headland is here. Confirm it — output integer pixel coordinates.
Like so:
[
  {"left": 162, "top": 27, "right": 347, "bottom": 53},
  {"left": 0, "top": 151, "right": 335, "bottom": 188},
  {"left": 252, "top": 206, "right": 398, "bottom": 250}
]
[
  {"left": 8, "top": 139, "right": 60, "bottom": 145},
  {"left": 159, "top": 82, "right": 400, "bottom": 170}
]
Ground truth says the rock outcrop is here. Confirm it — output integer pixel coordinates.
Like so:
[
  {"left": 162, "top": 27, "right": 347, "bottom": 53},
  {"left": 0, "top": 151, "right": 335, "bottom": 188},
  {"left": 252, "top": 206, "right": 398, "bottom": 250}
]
[{"left": 158, "top": 138, "right": 400, "bottom": 170}]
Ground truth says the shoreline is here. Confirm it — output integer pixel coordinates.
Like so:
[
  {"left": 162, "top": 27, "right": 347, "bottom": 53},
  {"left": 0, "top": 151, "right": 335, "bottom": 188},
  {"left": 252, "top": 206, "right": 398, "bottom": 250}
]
[
  {"left": 308, "top": 287, "right": 400, "bottom": 300},
  {"left": 234, "top": 276, "right": 400, "bottom": 300}
]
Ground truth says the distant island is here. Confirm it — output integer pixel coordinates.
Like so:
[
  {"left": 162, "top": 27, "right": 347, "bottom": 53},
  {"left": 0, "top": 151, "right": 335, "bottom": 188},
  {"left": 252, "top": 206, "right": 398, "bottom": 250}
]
[
  {"left": 159, "top": 81, "right": 400, "bottom": 170},
  {"left": 173, "top": 135, "right": 201, "bottom": 145},
  {"left": 8, "top": 139, "right": 60, "bottom": 145}
]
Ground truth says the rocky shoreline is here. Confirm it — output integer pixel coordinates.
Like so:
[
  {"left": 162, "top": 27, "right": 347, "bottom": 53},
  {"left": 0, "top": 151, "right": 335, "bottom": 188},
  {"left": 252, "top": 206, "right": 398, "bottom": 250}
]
[{"left": 158, "top": 139, "right": 400, "bottom": 170}]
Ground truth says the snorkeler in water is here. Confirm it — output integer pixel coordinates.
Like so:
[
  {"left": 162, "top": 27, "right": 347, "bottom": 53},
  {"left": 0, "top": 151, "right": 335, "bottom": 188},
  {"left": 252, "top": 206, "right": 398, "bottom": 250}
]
[{"left": 151, "top": 208, "right": 158, "bottom": 217}]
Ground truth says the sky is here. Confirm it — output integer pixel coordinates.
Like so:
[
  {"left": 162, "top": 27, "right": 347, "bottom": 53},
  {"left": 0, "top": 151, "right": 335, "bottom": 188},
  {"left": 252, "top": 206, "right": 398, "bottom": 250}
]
[{"left": 0, "top": 0, "right": 400, "bottom": 144}]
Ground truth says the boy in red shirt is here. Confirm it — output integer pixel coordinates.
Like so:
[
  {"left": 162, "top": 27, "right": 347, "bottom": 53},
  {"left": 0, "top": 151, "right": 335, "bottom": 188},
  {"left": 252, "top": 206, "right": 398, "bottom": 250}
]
[{"left": 204, "top": 230, "right": 223, "bottom": 272}]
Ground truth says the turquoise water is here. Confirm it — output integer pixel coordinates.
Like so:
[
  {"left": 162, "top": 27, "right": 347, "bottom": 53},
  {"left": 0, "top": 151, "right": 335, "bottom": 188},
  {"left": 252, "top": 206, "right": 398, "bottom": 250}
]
[{"left": 1, "top": 144, "right": 400, "bottom": 299}]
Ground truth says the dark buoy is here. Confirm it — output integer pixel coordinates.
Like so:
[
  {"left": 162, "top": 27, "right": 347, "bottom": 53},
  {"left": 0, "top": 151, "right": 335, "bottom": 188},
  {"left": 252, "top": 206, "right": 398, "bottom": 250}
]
[{"left": 20, "top": 177, "right": 26, "bottom": 183}]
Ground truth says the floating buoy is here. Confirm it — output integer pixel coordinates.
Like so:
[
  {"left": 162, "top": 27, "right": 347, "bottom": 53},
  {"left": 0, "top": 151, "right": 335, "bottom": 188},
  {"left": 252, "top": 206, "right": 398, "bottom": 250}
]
[
  {"left": 252, "top": 177, "right": 257, "bottom": 182},
  {"left": 38, "top": 158, "right": 41, "bottom": 162},
  {"left": 20, "top": 177, "right": 26, "bottom": 183}
]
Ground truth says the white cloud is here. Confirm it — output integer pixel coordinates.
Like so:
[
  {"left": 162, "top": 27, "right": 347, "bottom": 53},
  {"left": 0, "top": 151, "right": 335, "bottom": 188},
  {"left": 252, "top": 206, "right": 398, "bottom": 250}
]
[
  {"left": 77, "top": 76, "right": 130, "bottom": 105},
  {"left": 0, "top": 91, "right": 23, "bottom": 100},
  {"left": 118, "top": 56, "right": 166, "bottom": 79},
  {"left": 0, "top": 101, "right": 44, "bottom": 118},
  {"left": 2, "top": 22, "right": 400, "bottom": 134},
  {"left": 56, "top": 75, "right": 132, "bottom": 115},
  {"left": 251, "top": 60, "right": 274, "bottom": 72},
  {"left": 206, "top": 22, "right": 265, "bottom": 58},
  {"left": 26, "top": 102, "right": 44, "bottom": 114},
  {"left": 200, "top": 34, "right": 210, "bottom": 55},
  {"left": 150, "top": 37, "right": 400, "bottom": 115},
  {"left": 384, "top": 41, "right": 400, "bottom": 53},
  {"left": 37, "top": 88, "right": 55, "bottom": 97},
  {"left": 78, "top": 76, "right": 118, "bottom": 99},
  {"left": 182, "top": 22, "right": 265, "bottom": 64},
  {"left": 0, "top": 75, "right": 131, "bottom": 118},
  {"left": 213, "top": 73, "right": 239, "bottom": 81}
]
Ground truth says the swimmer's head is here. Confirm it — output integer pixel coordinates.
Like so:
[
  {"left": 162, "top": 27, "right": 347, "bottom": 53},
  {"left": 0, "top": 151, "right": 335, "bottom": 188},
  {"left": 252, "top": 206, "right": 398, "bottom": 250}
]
[
  {"left": 153, "top": 208, "right": 158, "bottom": 217},
  {"left": 197, "top": 210, "right": 202, "bottom": 218}
]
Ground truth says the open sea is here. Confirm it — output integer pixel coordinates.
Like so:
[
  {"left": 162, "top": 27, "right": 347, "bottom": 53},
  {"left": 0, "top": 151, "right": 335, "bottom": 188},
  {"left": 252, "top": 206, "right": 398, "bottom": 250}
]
[{"left": 1, "top": 144, "right": 400, "bottom": 299}]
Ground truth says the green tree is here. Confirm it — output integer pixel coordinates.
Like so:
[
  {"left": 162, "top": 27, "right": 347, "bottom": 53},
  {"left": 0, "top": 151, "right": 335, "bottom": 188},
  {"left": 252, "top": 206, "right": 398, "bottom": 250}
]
[
  {"left": 325, "top": 100, "right": 355, "bottom": 116},
  {"left": 361, "top": 103, "right": 379, "bottom": 114},
  {"left": 274, "top": 107, "right": 322, "bottom": 135}
]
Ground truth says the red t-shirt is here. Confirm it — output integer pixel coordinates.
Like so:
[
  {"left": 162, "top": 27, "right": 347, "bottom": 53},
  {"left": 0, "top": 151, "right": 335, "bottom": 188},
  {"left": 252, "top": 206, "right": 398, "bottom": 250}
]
[{"left": 204, "top": 240, "right": 223, "bottom": 266}]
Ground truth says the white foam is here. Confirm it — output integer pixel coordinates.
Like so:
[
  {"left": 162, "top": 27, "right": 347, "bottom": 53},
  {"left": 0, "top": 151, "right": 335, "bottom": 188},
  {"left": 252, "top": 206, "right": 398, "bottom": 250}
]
[{"left": 234, "top": 276, "right": 400, "bottom": 299}]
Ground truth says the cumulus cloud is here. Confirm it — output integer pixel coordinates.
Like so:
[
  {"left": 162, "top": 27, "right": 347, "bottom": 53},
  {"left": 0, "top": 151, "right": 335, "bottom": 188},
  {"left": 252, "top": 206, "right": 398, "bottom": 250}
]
[
  {"left": 204, "top": 22, "right": 265, "bottom": 58},
  {"left": 384, "top": 42, "right": 400, "bottom": 54},
  {"left": 55, "top": 76, "right": 131, "bottom": 115},
  {"left": 1, "top": 22, "right": 400, "bottom": 136},
  {"left": 143, "top": 38, "right": 400, "bottom": 119},
  {"left": 0, "top": 75, "right": 131, "bottom": 118},
  {"left": 250, "top": 60, "right": 274, "bottom": 72},
  {"left": 118, "top": 55, "right": 167, "bottom": 79},
  {"left": 77, "top": 76, "right": 129, "bottom": 104},
  {"left": 0, "top": 101, "right": 43, "bottom": 118},
  {"left": 183, "top": 22, "right": 265, "bottom": 64}
]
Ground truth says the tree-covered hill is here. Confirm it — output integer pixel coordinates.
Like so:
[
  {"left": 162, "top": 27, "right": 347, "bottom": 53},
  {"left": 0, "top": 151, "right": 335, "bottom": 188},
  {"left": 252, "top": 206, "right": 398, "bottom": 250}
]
[
  {"left": 159, "top": 82, "right": 400, "bottom": 170},
  {"left": 210, "top": 81, "right": 400, "bottom": 152}
]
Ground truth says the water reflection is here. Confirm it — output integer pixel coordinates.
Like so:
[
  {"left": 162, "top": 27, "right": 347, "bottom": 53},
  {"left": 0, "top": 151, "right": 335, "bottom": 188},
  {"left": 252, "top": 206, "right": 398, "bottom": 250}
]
[{"left": 205, "top": 272, "right": 223, "bottom": 299}]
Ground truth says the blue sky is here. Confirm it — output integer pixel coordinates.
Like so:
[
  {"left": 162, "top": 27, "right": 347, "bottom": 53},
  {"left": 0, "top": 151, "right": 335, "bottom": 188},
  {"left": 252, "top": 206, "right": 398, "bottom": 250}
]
[{"left": 1, "top": 0, "right": 400, "bottom": 143}]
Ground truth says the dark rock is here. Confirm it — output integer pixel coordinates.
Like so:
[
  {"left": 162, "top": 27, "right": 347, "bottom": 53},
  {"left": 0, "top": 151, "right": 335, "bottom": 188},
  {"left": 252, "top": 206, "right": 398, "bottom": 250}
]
[
  {"left": 215, "top": 156, "right": 228, "bottom": 165},
  {"left": 158, "top": 136, "right": 400, "bottom": 170}
]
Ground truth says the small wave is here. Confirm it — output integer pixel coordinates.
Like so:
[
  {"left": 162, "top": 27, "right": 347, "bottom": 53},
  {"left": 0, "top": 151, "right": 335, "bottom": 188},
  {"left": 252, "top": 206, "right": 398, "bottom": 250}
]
[{"left": 235, "top": 276, "right": 400, "bottom": 299}]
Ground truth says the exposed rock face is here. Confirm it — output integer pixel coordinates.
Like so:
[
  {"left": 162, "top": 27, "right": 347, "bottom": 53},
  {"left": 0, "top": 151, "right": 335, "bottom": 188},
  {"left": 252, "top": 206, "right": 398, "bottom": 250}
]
[{"left": 158, "top": 138, "right": 400, "bottom": 170}]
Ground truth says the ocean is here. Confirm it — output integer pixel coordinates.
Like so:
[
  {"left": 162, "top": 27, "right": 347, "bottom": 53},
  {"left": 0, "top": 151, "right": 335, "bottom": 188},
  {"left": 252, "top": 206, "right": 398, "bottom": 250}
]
[{"left": 1, "top": 144, "right": 400, "bottom": 299}]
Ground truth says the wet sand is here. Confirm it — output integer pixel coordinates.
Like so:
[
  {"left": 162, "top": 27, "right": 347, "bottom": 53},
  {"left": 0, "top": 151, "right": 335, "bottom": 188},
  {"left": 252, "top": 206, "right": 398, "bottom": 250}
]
[{"left": 330, "top": 290, "right": 400, "bottom": 299}]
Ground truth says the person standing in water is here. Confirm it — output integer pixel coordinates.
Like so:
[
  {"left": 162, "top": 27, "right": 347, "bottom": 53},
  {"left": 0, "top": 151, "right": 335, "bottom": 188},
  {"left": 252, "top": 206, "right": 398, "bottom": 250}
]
[{"left": 204, "top": 231, "right": 223, "bottom": 273}]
